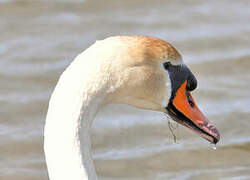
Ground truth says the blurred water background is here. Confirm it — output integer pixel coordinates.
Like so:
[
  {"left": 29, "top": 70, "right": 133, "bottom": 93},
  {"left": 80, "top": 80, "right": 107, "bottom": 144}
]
[{"left": 1, "top": 0, "right": 250, "bottom": 180}]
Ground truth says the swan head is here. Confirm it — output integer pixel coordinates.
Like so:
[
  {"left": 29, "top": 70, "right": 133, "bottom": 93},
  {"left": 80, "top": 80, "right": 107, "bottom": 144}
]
[{"left": 102, "top": 36, "right": 220, "bottom": 144}]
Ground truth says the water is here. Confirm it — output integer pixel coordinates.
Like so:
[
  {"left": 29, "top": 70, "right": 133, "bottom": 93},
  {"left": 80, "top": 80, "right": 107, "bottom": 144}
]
[{"left": 1, "top": 0, "right": 250, "bottom": 180}]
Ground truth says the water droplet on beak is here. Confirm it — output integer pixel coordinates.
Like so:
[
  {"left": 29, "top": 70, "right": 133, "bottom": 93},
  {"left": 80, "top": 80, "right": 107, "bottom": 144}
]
[
  {"left": 213, "top": 144, "right": 216, "bottom": 150},
  {"left": 210, "top": 143, "right": 217, "bottom": 150}
]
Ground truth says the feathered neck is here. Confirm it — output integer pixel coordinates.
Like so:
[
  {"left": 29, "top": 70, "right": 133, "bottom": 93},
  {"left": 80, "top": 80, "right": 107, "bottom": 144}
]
[{"left": 44, "top": 56, "right": 107, "bottom": 180}]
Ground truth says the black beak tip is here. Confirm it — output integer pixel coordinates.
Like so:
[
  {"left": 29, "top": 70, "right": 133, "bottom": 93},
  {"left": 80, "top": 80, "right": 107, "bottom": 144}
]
[
  {"left": 213, "top": 137, "right": 219, "bottom": 144},
  {"left": 211, "top": 127, "right": 220, "bottom": 144}
]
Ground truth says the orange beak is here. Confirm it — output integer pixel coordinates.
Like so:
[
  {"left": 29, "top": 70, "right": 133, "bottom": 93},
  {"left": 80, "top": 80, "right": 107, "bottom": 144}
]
[{"left": 167, "top": 80, "right": 220, "bottom": 144}]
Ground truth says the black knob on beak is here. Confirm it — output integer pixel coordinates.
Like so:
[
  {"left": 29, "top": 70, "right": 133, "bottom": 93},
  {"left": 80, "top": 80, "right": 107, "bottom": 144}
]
[{"left": 186, "top": 75, "right": 197, "bottom": 91}]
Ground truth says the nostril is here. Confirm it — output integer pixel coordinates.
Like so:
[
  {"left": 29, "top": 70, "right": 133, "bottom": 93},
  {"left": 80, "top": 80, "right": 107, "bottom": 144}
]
[
  {"left": 186, "top": 90, "right": 195, "bottom": 108},
  {"left": 188, "top": 96, "right": 194, "bottom": 107},
  {"left": 188, "top": 99, "right": 195, "bottom": 107}
]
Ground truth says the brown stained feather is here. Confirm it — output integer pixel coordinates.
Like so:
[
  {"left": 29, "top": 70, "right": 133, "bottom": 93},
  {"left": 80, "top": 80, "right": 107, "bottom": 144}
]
[{"left": 105, "top": 35, "right": 182, "bottom": 65}]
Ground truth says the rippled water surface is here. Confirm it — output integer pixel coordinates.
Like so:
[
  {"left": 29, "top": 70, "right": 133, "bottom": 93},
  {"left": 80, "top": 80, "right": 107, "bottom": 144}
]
[{"left": 1, "top": 0, "right": 250, "bottom": 180}]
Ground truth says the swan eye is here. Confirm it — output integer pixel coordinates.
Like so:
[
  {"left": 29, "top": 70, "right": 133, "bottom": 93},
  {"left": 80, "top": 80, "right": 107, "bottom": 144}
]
[{"left": 163, "top": 62, "right": 171, "bottom": 70}]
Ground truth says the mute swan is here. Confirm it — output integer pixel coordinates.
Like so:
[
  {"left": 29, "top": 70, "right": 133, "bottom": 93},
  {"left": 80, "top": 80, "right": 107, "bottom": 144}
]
[{"left": 44, "top": 36, "right": 220, "bottom": 180}]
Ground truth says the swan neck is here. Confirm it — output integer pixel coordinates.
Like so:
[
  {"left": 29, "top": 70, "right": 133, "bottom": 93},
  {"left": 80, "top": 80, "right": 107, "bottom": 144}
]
[{"left": 44, "top": 66, "right": 105, "bottom": 180}]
